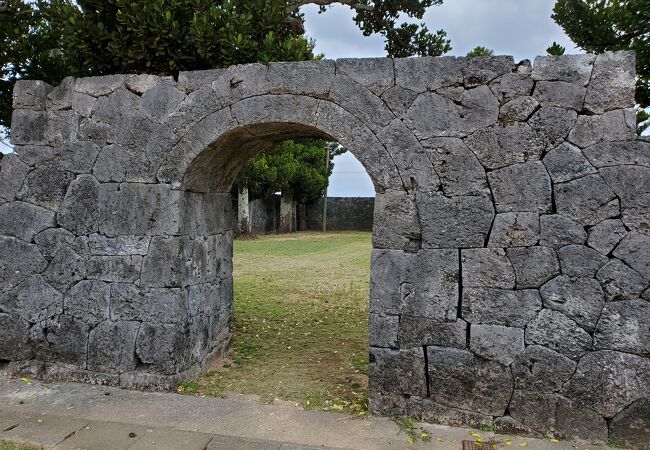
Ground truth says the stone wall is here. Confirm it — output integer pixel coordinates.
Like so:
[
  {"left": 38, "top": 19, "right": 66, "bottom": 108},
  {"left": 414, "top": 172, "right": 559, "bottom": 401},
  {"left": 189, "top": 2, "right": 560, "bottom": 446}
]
[
  {"left": 305, "top": 197, "right": 374, "bottom": 231},
  {"left": 249, "top": 197, "right": 280, "bottom": 234},
  {"left": 1, "top": 52, "right": 648, "bottom": 447}
]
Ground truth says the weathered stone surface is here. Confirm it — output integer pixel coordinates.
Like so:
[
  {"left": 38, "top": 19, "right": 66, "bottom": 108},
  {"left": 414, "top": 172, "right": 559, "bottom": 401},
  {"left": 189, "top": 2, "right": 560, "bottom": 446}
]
[
  {"left": 426, "top": 346, "right": 512, "bottom": 416},
  {"left": 600, "top": 165, "right": 650, "bottom": 232},
  {"left": 0, "top": 154, "right": 30, "bottom": 203},
  {"left": 368, "top": 314, "right": 398, "bottom": 347},
  {"left": 584, "top": 51, "right": 636, "bottom": 114},
  {"left": 135, "top": 323, "right": 186, "bottom": 374},
  {"left": 16, "top": 164, "right": 76, "bottom": 211},
  {"left": 394, "top": 56, "right": 462, "bottom": 93},
  {"left": 596, "top": 259, "right": 648, "bottom": 301},
  {"left": 10, "top": 110, "right": 78, "bottom": 146},
  {"left": 87, "top": 321, "right": 140, "bottom": 372},
  {"left": 564, "top": 350, "right": 650, "bottom": 418},
  {"left": 418, "top": 193, "right": 494, "bottom": 248},
  {"left": 423, "top": 138, "right": 488, "bottom": 196},
  {"left": 498, "top": 96, "right": 539, "bottom": 122},
  {"left": 462, "top": 248, "right": 515, "bottom": 289},
  {"left": 512, "top": 345, "right": 576, "bottom": 394},
  {"left": 0, "top": 275, "right": 62, "bottom": 322},
  {"left": 461, "top": 288, "right": 542, "bottom": 327},
  {"left": 490, "top": 72, "right": 535, "bottom": 103},
  {"left": 594, "top": 299, "right": 649, "bottom": 355},
  {"left": 569, "top": 110, "right": 637, "bottom": 148},
  {"left": 528, "top": 107, "right": 577, "bottom": 147},
  {"left": 540, "top": 275, "right": 604, "bottom": 331},
  {"left": 57, "top": 175, "right": 100, "bottom": 235},
  {"left": 526, "top": 309, "right": 592, "bottom": 360},
  {"left": 542, "top": 143, "right": 596, "bottom": 183},
  {"left": 608, "top": 399, "right": 650, "bottom": 450},
  {"left": 465, "top": 122, "right": 544, "bottom": 170},
  {"left": 34, "top": 228, "right": 86, "bottom": 260},
  {"left": 64, "top": 280, "right": 110, "bottom": 325},
  {"left": 370, "top": 249, "right": 459, "bottom": 320},
  {"left": 461, "top": 56, "right": 514, "bottom": 87},
  {"left": 555, "top": 174, "right": 619, "bottom": 226},
  {"left": 533, "top": 81, "right": 586, "bottom": 110},
  {"left": 532, "top": 54, "right": 596, "bottom": 86},
  {"left": 404, "top": 87, "right": 498, "bottom": 139},
  {"left": 13, "top": 80, "right": 52, "bottom": 109},
  {"left": 487, "top": 161, "right": 552, "bottom": 213},
  {"left": 509, "top": 392, "right": 608, "bottom": 443},
  {"left": 587, "top": 218, "right": 627, "bottom": 255},
  {"left": 585, "top": 139, "right": 650, "bottom": 169},
  {"left": 469, "top": 324, "right": 524, "bottom": 365},
  {"left": 0, "top": 201, "right": 55, "bottom": 242},
  {"left": 558, "top": 245, "right": 608, "bottom": 277},
  {"left": 488, "top": 212, "right": 539, "bottom": 247},
  {"left": 47, "top": 77, "right": 97, "bottom": 116},
  {"left": 377, "top": 119, "right": 439, "bottom": 192},
  {"left": 613, "top": 232, "right": 650, "bottom": 280},
  {"left": 369, "top": 347, "right": 427, "bottom": 396},
  {"left": 140, "top": 237, "right": 184, "bottom": 288},
  {"left": 98, "top": 183, "right": 182, "bottom": 237},
  {"left": 380, "top": 85, "right": 418, "bottom": 118},
  {"left": 506, "top": 246, "right": 560, "bottom": 288},
  {"left": 398, "top": 316, "right": 466, "bottom": 348},
  {"left": 0, "top": 236, "right": 47, "bottom": 294},
  {"left": 75, "top": 75, "right": 125, "bottom": 97},
  {"left": 0, "top": 313, "right": 32, "bottom": 360},
  {"left": 267, "top": 60, "right": 335, "bottom": 98},
  {"left": 336, "top": 58, "right": 394, "bottom": 96},
  {"left": 539, "top": 215, "right": 587, "bottom": 248},
  {"left": 87, "top": 234, "right": 150, "bottom": 256},
  {"left": 31, "top": 314, "right": 90, "bottom": 365},
  {"left": 139, "top": 85, "right": 186, "bottom": 123},
  {"left": 86, "top": 256, "right": 143, "bottom": 283},
  {"left": 111, "top": 284, "right": 187, "bottom": 325},
  {"left": 42, "top": 247, "right": 86, "bottom": 292},
  {"left": 18, "top": 143, "right": 101, "bottom": 175},
  {"left": 330, "top": 74, "right": 395, "bottom": 133},
  {"left": 417, "top": 399, "right": 493, "bottom": 429},
  {"left": 176, "top": 70, "right": 224, "bottom": 93},
  {"left": 371, "top": 190, "right": 420, "bottom": 250}
]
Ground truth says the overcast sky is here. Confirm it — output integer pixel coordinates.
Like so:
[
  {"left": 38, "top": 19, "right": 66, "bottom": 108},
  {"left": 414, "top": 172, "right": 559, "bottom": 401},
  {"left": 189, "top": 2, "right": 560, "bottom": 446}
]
[
  {"left": 2, "top": 0, "right": 580, "bottom": 198},
  {"left": 309, "top": 0, "right": 579, "bottom": 197}
]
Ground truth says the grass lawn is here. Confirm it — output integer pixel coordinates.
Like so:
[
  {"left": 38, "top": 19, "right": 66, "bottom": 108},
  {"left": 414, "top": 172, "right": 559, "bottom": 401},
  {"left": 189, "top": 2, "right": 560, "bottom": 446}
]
[
  {"left": 0, "top": 441, "right": 41, "bottom": 450},
  {"left": 179, "top": 231, "right": 372, "bottom": 415}
]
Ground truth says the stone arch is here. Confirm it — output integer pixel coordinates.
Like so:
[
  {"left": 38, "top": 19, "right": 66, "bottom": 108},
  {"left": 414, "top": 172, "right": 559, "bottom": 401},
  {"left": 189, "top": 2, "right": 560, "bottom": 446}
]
[{"left": 1, "top": 52, "right": 649, "bottom": 447}]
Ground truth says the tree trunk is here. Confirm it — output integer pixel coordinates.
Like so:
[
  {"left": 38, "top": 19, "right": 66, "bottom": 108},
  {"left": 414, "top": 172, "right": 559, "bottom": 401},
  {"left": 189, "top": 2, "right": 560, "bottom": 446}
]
[
  {"left": 237, "top": 184, "right": 251, "bottom": 235},
  {"left": 279, "top": 191, "right": 294, "bottom": 233}
]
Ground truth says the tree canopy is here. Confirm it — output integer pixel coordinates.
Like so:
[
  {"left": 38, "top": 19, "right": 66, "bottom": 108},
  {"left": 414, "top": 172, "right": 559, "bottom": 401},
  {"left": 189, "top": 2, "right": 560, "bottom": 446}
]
[
  {"left": 237, "top": 140, "right": 344, "bottom": 204},
  {"left": 466, "top": 46, "right": 494, "bottom": 58},
  {"left": 0, "top": 0, "right": 454, "bottom": 132}
]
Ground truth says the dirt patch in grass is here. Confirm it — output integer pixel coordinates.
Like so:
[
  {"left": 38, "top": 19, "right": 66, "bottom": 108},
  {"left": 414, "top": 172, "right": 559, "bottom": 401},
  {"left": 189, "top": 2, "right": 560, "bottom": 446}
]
[{"left": 179, "top": 231, "right": 372, "bottom": 415}]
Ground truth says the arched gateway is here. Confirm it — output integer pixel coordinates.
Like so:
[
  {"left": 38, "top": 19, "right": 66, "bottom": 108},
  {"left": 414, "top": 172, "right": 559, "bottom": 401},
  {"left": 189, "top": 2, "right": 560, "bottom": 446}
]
[{"left": 1, "top": 53, "right": 648, "bottom": 444}]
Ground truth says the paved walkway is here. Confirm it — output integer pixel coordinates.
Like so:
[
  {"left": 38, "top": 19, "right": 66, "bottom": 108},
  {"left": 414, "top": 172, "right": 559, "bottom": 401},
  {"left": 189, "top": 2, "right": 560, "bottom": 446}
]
[{"left": 0, "top": 374, "right": 618, "bottom": 450}]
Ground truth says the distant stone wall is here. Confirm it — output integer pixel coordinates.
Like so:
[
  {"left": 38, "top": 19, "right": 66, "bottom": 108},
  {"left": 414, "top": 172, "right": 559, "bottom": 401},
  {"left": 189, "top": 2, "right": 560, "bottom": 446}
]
[
  {"left": 249, "top": 196, "right": 280, "bottom": 234},
  {"left": 305, "top": 197, "right": 374, "bottom": 231},
  {"left": 1, "top": 52, "right": 648, "bottom": 447}
]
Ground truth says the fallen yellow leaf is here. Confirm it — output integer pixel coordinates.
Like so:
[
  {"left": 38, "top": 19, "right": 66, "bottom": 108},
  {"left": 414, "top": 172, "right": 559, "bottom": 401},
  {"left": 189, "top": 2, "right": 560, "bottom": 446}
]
[
  {"left": 550, "top": 438, "right": 560, "bottom": 443},
  {"left": 520, "top": 442, "right": 528, "bottom": 447},
  {"left": 407, "top": 438, "right": 414, "bottom": 444}
]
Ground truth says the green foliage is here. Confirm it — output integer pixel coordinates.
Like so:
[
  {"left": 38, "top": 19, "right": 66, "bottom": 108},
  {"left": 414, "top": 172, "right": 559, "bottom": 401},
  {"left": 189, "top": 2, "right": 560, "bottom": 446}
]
[
  {"left": 1, "top": 0, "right": 454, "bottom": 133},
  {"left": 237, "top": 140, "right": 343, "bottom": 203},
  {"left": 552, "top": 0, "right": 649, "bottom": 109},
  {"left": 0, "top": 1, "right": 66, "bottom": 131},
  {"left": 637, "top": 109, "right": 649, "bottom": 134},
  {"left": 466, "top": 46, "right": 495, "bottom": 57},
  {"left": 546, "top": 41, "right": 567, "bottom": 55}
]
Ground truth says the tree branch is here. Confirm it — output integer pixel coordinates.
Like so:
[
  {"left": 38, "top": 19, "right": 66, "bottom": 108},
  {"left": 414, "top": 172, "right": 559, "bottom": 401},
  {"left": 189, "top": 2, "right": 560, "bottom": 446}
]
[{"left": 286, "top": 1, "right": 375, "bottom": 14}]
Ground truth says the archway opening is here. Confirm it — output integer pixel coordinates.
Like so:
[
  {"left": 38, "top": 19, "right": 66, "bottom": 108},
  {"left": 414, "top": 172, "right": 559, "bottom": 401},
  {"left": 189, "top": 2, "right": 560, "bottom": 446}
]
[{"left": 178, "top": 123, "right": 377, "bottom": 414}]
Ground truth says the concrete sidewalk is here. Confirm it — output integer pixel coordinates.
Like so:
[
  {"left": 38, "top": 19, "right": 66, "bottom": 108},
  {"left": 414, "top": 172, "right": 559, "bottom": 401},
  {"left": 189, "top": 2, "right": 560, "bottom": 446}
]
[{"left": 0, "top": 374, "right": 618, "bottom": 450}]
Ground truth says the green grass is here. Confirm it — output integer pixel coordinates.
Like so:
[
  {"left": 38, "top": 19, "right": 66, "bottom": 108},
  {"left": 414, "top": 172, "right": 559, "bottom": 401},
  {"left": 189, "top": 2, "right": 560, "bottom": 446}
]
[
  {"left": 179, "top": 231, "right": 372, "bottom": 415},
  {"left": 0, "top": 441, "right": 41, "bottom": 450}
]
